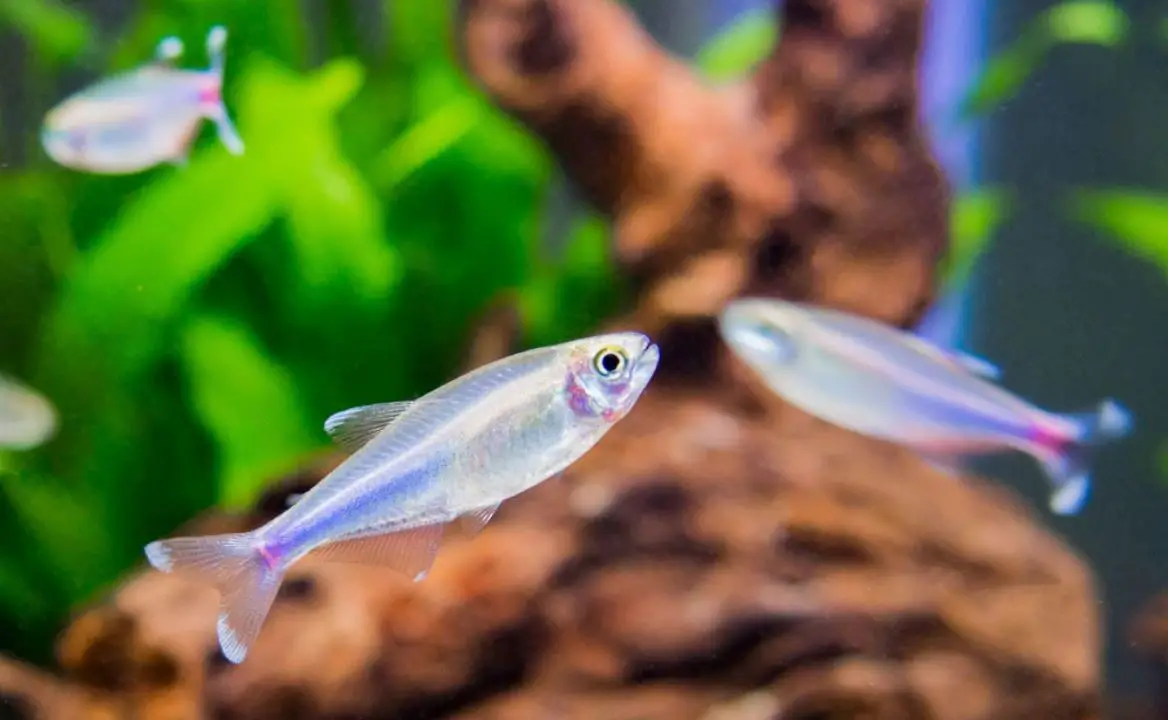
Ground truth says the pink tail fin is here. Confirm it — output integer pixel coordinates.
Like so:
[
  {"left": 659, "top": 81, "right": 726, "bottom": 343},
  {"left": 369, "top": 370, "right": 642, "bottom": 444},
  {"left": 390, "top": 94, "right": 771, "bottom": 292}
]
[{"left": 145, "top": 532, "right": 282, "bottom": 664}]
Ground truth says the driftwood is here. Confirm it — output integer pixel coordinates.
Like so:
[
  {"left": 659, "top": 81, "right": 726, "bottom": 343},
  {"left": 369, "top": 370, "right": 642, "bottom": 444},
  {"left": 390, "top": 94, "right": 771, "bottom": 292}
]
[{"left": 0, "top": 1, "right": 1100, "bottom": 718}]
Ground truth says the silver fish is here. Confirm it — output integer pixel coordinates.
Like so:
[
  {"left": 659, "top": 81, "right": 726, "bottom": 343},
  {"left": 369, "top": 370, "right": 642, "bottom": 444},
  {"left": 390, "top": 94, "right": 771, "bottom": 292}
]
[
  {"left": 145, "top": 332, "right": 659, "bottom": 663},
  {"left": 719, "top": 298, "right": 1131, "bottom": 516},
  {"left": 0, "top": 373, "right": 57, "bottom": 450},
  {"left": 42, "top": 26, "right": 243, "bottom": 174}
]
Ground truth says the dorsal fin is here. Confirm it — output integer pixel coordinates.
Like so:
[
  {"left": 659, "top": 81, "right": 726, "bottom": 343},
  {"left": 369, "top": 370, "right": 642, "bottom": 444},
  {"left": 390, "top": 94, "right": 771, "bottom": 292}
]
[
  {"left": 947, "top": 351, "right": 1001, "bottom": 379},
  {"left": 323, "top": 401, "right": 415, "bottom": 452},
  {"left": 913, "top": 286, "right": 1001, "bottom": 380},
  {"left": 153, "top": 36, "right": 184, "bottom": 65}
]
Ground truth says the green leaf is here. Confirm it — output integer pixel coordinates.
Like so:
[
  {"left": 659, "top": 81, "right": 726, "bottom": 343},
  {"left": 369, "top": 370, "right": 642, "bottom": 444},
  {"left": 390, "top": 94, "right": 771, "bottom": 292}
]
[
  {"left": 959, "top": 0, "right": 1127, "bottom": 118},
  {"left": 696, "top": 8, "right": 777, "bottom": 81},
  {"left": 386, "top": 0, "right": 453, "bottom": 70},
  {"left": 373, "top": 94, "right": 485, "bottom": 190},
  {"left": 945, "top": 188, "right": 1010, "bottom": 288},
  {"left": 0, "top": 471, "right": 110, "bottom": 591},
  {"left": 959, "top": 42, "right": 1045, "bottom": 118},
  {"left": 1072, "top": 190, "right": 1168, "bottom": 280},
  {"left": 240, "top": 58, "right": 400, "bottom": 310},
  {"left": 39, "top": 152, "right": 274, "bottom": 394},
  {"left": 181, "top": 314, "right": 323, "bottom": 509},
  {"left": 0, "top": 0, "right": 93, "bottom": 65},
  {"left": 1045, "top": 0, "right": 1127, "bottom": 45},
  {"left": 39, "top": 156, "right": 273, "bottom": 413}
]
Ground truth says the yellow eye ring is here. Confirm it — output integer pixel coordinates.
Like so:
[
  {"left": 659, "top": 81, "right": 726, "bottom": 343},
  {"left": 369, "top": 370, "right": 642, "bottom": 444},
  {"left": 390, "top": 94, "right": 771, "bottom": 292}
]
[{"left": 592, "top": 346, "right": 628, "bottom": 378}]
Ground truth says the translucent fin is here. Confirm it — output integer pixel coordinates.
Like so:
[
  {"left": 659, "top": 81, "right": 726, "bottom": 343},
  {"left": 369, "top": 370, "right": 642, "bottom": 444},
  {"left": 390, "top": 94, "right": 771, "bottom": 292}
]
[
  {"left": 313, "top": 524, "right": 443, "bottom": 580},
  {"left": 144, "top": 532, "right": 283, "bottom": 664},
  {"left": 921, "top": 454, "right": 964, "bottom": 477},
  {"left": 914, "top": 285, "right": 965, "bottom": 348},
  {"left": 154, "top": 36, "right": 184, "bottom": 64},
  {"left": 912, "top": 288, "right": 1000, "bottom": 379},
  {"left": 203, "top": 25, "right": 244, "bottom": 156},
  {"left": 463, "top": 503, "right": 500, "bottom": 534},
  {"left": 949, "top": 351, "right": 1001, "bottom": 380},
  {"left": 209, "top": 106, "right": 244, "bottom": 155},
  {"left": 1039, "top": 399, "right": 1133, "bottom": 516},
  {"left": 323, "top": 401, "right": 416, "bottom": 452},
  {"left": 206, "top": 26, "right": 227, "bottom": 74}
]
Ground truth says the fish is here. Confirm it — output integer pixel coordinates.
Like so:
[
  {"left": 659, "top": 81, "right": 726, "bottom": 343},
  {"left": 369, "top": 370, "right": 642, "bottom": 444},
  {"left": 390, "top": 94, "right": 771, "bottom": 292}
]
[
  {"left": 718, "top": 298, "right": 1131, "bottom": 516},
  {"left": 0, "top": 373, "right": 58, "bottom": 450},
  {"left": 41, "top": 26, "right": 243, "bottom": 174},
  {"left": 144, "top": 332, "right": 659, "bottom": 664}
]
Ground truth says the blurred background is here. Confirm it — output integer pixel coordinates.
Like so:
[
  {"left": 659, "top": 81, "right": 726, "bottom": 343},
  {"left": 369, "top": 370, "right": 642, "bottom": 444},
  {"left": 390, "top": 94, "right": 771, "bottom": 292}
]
[{"left": 0, "top": 0, "right": 1164, "bottom": 700}]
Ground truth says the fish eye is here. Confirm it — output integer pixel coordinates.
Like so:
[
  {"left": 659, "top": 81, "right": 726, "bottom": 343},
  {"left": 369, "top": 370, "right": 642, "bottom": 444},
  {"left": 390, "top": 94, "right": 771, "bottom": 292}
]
[{"left": 592, "top": 347, "right": 628, "bottom": 378}]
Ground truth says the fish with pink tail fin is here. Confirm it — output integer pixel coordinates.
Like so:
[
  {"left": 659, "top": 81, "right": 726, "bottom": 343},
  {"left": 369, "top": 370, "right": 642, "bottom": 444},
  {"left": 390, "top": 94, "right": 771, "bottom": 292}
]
[
  {"left": 144, "top": 332, "right": 659, "bottom": 664},
  {"left": 41, "top": 25, "right": 243, "bottom": 174},
  {"left": 718, "top": 298, "right": 1133, "bottom": 516}
]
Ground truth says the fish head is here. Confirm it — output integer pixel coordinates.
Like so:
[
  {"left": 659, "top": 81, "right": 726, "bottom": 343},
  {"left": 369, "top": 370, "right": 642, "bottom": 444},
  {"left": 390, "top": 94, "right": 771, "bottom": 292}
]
[
  {"left": 40, "top": 120, "right": 90, "bottom": 169},
  {"left": 563, "top": 332, "right": 660, "bottom": 423},
  {"left": 718, "top": 298, "right": 806, "bottom": 382}
]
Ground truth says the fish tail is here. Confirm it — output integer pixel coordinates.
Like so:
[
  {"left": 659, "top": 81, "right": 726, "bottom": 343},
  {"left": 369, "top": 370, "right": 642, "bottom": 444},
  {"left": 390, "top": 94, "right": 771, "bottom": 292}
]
[
  {"left": 145, "top": 531, "right": 283, "bottom": 664},
  {"left": 203, "top": 25, "right": 244, "bottom": 155},
  {"left": 1040, "top": 398, "right": 1133, "bottom": 516}
]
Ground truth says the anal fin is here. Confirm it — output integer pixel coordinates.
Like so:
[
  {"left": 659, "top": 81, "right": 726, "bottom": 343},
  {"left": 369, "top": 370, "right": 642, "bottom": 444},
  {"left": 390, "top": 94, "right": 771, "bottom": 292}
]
[{"left": 312, "top": 524, "right": 443, "bottom": 581}]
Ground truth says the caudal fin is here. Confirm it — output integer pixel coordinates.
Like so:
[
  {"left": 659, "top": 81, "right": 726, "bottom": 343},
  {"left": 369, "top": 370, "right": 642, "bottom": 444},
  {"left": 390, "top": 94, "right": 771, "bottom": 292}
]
[
  {"left": 203, "top": 25, "right": 244, "bottom": 155},
  {"left": 1041, "top": 398, "right": 1133, "bottom": 516},
  {"left": 144, "top": 532, "right": 282, "bottom": 664}
]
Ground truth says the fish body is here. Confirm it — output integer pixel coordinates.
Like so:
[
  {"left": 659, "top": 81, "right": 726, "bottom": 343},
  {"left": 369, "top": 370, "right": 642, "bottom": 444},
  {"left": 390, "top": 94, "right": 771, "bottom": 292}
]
[
  {"left": 719, "top": 298, "right": 1131, "bottom": 515},
  {"left": 0, "top": 374, "right": 57, "bottom": 450},
  {"left": 42, "top": 27, "right": 243, "bottom": 173},
  {"left": 145, "top": 332, "right": 659, "bottom": 663}
]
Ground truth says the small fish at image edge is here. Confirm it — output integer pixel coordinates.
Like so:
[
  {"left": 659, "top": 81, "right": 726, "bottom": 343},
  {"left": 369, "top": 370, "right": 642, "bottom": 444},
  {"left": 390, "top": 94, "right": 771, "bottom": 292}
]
[
  {"left": 718, "top": 298, "right": 1133, "bottom": 516},
  {"left": 41, "top": 25, "right": 244, "bottom": 174},
  {"left": 0, "top": 373, "right": 58, "bottom": 451},
  {"left": 144, "top": 332, "right": 660, "bottom": 664}
]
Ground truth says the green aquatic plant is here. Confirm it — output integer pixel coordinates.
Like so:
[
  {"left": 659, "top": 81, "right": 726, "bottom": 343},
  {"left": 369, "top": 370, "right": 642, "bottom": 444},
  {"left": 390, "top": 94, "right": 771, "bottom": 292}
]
[
  {"left": 958, "top": 0, "right": 1127, "bottom": 118},
  {"left": 1072, "top": 190, "right": 1168, "bottom": 282}
]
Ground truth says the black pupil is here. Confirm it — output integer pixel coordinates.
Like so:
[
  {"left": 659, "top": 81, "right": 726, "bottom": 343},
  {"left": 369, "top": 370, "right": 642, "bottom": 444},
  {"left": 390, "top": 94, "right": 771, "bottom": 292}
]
[{"left": 599, "top": 352, "right": 622, "bottom": 374}]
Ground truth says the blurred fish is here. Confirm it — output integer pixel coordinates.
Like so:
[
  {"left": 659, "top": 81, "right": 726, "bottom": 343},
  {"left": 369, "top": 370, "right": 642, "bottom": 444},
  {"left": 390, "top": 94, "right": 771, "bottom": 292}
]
[
  {"left": 42, "top": 26, "right": 243, "bottom": 174},
  {"left": 719, "top": 298, "right": 1131, "bottom": 516},
  {"left": 0, "top": 374, "right": 57, "bottom": 450},
  {"left": 145, "top": 332, "right": 659, "bottom": 663}
]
